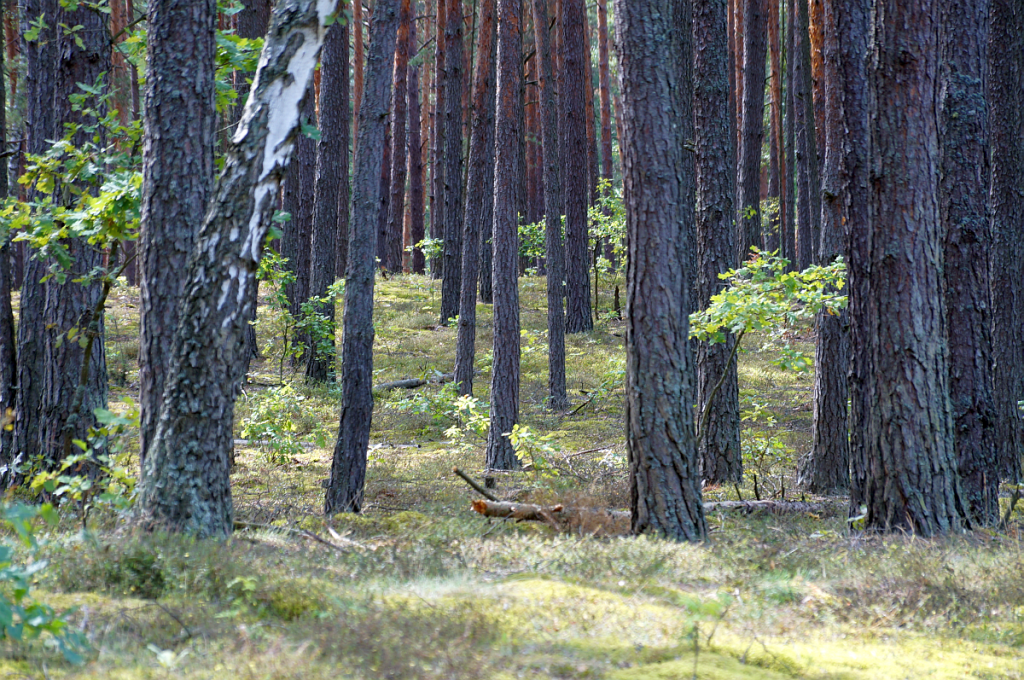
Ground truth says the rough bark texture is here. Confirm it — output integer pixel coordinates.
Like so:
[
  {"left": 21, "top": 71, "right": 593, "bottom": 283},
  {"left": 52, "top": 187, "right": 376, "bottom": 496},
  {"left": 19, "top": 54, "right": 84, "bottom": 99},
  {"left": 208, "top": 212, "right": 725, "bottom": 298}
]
[
  {"left": 531, "top": 0, "right": 567, "bottom": 410},
  {"left": 0, "top": 0, "right": 11, "bottom": 463},
  {"left": 12, "top": 0, "right": 57, "bottom": 471},
  {"left": 486, "top": 0, "right": 523, "bottom": 471},
  {"left": 385, "top": 0, "right": 412, "bottom": 273},
  {"left": 940, "top": 0, "right": 998, "bottom": 524},
  {"left": 596, "top": 0, "right": 612, "bottom": 185},
  {"left": 283, "top": 92, "right": 317, "bottom": 321},
  {"left": 430, "top": 0, "right": 447, "bottom": 279},
  {"left": 408, "top": 7, "right": 426, "bottom": 274},
  {"left": 37, "top": 0, "right": 114, "bottom": 465},
  {"left": 694, "top": 0, "right": 741, "bottom": 485},
  {"left": 439, "top": 0, "right": 466, "bottom": 323},
  {"left": 582, "top": 14, "right": 598, "bottom": 207},
  {"left": 305, "top": 15, "right": 350, "bottom": 383},
  {"left": 559, "top": 0, "right": 592, "bottom": 333},
  {"left": 453, "top": 0, "right": 497, "bottom": 396},
  {"left": 848, "top": 0, "right": 967, "bottom": 536},
  {"left": 617, "top": 0, "right": 706, "bottom": 541},
  {"left": 736, "top": 0, "right": 767, "bottom": 260},
  {"left": 353, "top": 0, "right": 365, "bottom": 143},
  {"left": 802, "top": 0, "right": 858, "bottom": 494},
  {"left": 138, "top": 0, "right": 336, "bottom": 536},
  {"left": 139, "top": 0, "right": 217, "bottom": 463},
  {"left": 766, "top": 0, "right": 782, "bottom": 254},
  {"left": 376, "top": 121, "right": 393, "bottom": 267},
  {"left": 808, "top": 0, "right": 825, "bottom": 143},
  {"left": 988, "top": 0, "right": 1024, "bottom": 483},
  {"left": 326, "top": 0, "right": 401, "bottom": 513},
  {"left": 794, "top": 0, "right": 820, "bottom": 269}
]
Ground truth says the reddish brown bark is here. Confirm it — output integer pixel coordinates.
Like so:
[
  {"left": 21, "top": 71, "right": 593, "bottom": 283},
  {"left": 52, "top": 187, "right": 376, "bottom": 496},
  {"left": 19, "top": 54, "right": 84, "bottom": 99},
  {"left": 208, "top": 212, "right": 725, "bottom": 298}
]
[
  {"left": 808, "top": 0, "right": 825, "bottom": 144},
  {"left": 408, "top": 7, "right": 427, "bottom": 274},
  {"left": 353, "top": 0, "right": 365, "bottom": 142},
  {"left": 597, "top": 0, "right": 612, "bottom": 184},
  {"left": 385, "top": 0, "right": 412, "bottom": 273}
]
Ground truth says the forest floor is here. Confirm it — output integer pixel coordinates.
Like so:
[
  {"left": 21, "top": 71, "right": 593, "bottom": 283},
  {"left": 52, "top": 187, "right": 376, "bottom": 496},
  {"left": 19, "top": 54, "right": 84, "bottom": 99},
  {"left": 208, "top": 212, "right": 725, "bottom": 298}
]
[{"left": 2, "top": 274, "right": 1023, "bottom": 679}]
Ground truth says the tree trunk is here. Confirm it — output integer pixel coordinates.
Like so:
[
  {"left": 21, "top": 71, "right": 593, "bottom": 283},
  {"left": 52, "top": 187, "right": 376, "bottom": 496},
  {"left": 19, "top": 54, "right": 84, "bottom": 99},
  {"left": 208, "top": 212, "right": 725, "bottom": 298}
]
[
  {"left": 439, "top": 0, "right": 466, "bottom": 323},
  {"left": 802, "top": 0, "right": 858, "bottom": 494},
  {"left": 486, "top": 0, "right": 523, "bottom": 471},
  {"left": 736, "top": 0, "right": 767, "bottom": 261},
  {"left": 139, "top": 0, "right": 217, "bottom": 464},
  {"left": 560, "top": 0, "right": 592, "bottom": 333},
  {"left": 353, "top": 0, "right": 365, "bottom": 143},
  {"left": 940, "top": 0, "right": 998, "bottom": 525},
  {"left": 385, "top": 0, "right": 412, "bottom": 273},
  {"left": 596, "top": 0, "right": 612, "bottom": 186},
  {"left": 37, "top": 0, "right": 114, "bottom": 466},
  {"left": 376, "top": 119, "right": 393, "bottom": 268},
  {"left": 326, "top": 0, "right": 401, "bottom": 513},
  {"left": 12, "top": 0, "right": 57, "bottom": 472},
  {"left": 531, "top": 0, "right": 567, "bottom": 410},
  {"left": 453, "top": 0, "right": 497, "bottom": 396},
  {"left": 694, "top": 0, "right": 741, "bottom": 485},
  {"left": 408, "top": 7, "right": 426, "bottom": 274},
  {"left": 582, "top": 14, "right": 598, "bottom": 207},
  {"left": 305, "top": 15, "right": 351, "bottom": 383},
  {"left": 808, "top": 0, "right": 825, "bottom": 144},
  {"left": 430, "top": 0, "right": 447, "bottom": 279},
  {"left": 988, "top": 0, "right": 1024, "bottom": 483},
  {"left": 282, "top": 92, "right": 317, "bottom": 323},
  {"left": 765, "top": 0, "right": 782, "bottom": 254},
  {"left": 137, "top": 0, "right": 337, "bottom": 536},
  {"left": 781, "top": 0, "right": 796, "bottom": 267},
  {"left": 0, "top": 0, "right": 11, "bottom": 463},
  {"left": 617, "top": 0, "right": 706, "bottom": 541},
  {"left": 793, "top": 0, "right": 820, "bottom": 269},
  {"left": 848, "top": 0, "right": 967, "bottom": 536}
]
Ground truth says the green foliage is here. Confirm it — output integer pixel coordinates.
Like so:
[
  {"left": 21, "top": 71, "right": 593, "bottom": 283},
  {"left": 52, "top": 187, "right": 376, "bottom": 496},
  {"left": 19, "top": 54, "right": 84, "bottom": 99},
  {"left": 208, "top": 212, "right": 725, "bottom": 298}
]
[
  {"left": 507, "top": 424, "right": 561, "bottom": 477},
  {"left": 588, "top": 179, "right": 627, "bottom": 272},
  {"left": 410, "top": 236, "right": 444, "bottom": 264},
  {"left": 0, "top": 504, "right": 88, "bottom": 663},
  {"left": 517, "top": 216, "right": 552, "bottom": 263},
  {"left": 740, "top": 399, "right": 794, "bottom": 498},
  {"left": 240, "top": 385, "right": 321, "bottom": 463}
]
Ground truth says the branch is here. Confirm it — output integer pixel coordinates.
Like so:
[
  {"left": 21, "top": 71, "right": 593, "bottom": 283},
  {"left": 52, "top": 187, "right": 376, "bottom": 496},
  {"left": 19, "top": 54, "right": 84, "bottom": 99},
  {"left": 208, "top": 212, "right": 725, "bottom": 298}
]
[{"left": 452, "top": 467, "right": 498, "bottom": 501}]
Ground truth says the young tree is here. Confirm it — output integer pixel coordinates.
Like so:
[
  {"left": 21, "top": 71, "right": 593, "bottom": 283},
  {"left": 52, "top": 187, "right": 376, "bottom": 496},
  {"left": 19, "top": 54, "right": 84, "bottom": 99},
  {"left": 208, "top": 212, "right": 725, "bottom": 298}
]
[
  {"left": 305, "top": 11, "right": 351, "bottom": 383},
  {"left": 439, "top": 0, "right": 465, "bottom": 324},
  {"left": 793, "top": 0, "right": 820, "bottom": 269},
  {"left": 988, "top": 0, "right": 1024, "bottom": 484},
  {"left": 453, "top": 0, "right": 497, "bottom": 396},
  {"left": 325, "top": 0, "right": 402, "bottom": 513},
  {"left": 802, "top": 0, "right": 865, "bottom": 493},
  {"left": 486, "top": 0, "right": 524, "bottom": 471},
  {"left": 848, "top": 0, "right": 967, "bottom": 536},
  {"left": 694, "top": 0, "right": 741, "bottom": 485},
  {"left": 137, "top": 0, "right": 338, "bottom": 536},
  {"left": 617, "top": 0, "right": 705, "bottom": 541},
  {"left": 560, "top": 0, "right": 592, "bottom": 333},
  {"left": 139, "top": 0, "right": 217, "bottom": 463},
  {"left": 736, "top": 0, "right": 767, "bottom": 259},
  {"left": 385, "top": 0, "right": 412, "bottom": 273},
  {"left": 940, "top": 0, "right": 998, "bottom": 524},
  {"left": 530, "top": 0, "right": 568, "bottom": 409}
]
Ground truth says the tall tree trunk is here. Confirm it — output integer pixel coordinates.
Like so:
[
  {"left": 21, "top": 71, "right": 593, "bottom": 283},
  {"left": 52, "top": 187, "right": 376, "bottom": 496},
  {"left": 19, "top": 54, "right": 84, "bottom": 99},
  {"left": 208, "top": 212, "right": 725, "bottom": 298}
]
[
  {"left": 940, "top": 0, "right": 998, "bottom": 524},
  {"left": 531, "top": 0, "right": 567, "bottom": 409},
  {"left": 439, "top": 0, "right": 466, "bottom": 323},
  {"left": 453, "top": 0, "right": 496, "bottom": 396},
  {"left": 0, "top": 0, "right": 12, "bottom": 463},
  {"left": 793, "top": 0, "right": 820, "bottom": 269},
  {"left": 305, "top": 14, "right": 351, "bottom": 383},
  {"left": 386, "top": 0, "right": 412, "bottom": 273},
  {"left": 802, "top": 0, "right": 858, "bottom": 494},
  {"left": 486, "top": 0, "right": 523, "bottom": 471},
  {"left": 596, "top": 0, "right": 612, "bottom": 185},
  {"left": 695, "top": 0, "right": 741, "bottom": 485},
  {"left": 736, "top": 0, "right": 767, "bottom": 261},
  {"left": 582, "top": 14, "right": 598, "bottom": 207},
  {"left": 12, "top": 0, "right": 57, "bottom": 472},
  {"left": 139, "top": 0, "right": 217, "bottom": 464},
  {"left": 560, "top": 0, "right": 592, "bottom": 332},
  {"left": 408, "top": 6, "right": 427, "bottom": 274},
  {"left": 326, "top": 0, "right": 401, "bottom": 513},
  {"left": 137, "top": 0, "right": 337, "bottom": 536},
  {"left": 988, "top": 0, "right": 1024, "bottom": 483},
  {"left": 283, "top": 92, "right": 317, "bottom": 322},
  {"left": 618, "top": 0, "right": 705, "bottom": 541},
  {"left": 353, "top": 0, "right": 365, "bottom": 143},
  {"left": 848, "top": 0, "right": 967, "bottom": 536},
  {"left": 781, "top": 0, "right": 796, "bottom": 267},
  {"left": 731, "top": 0, "right": 743, "bottom": 154},
  {"left": 38, "top": 0, "right": 114, "bottom": 465},
  {"left": 377, "top": 119, "right": 393, "bottom": 268},
  {"left": 765, "top": 0, "right": 782, "bottom": 254},
  {"left": 808, "top": 0, "right": 825, "bottom": 143},
  {"left": 430, "top": 0, "right": 447, "bottom": 278}
]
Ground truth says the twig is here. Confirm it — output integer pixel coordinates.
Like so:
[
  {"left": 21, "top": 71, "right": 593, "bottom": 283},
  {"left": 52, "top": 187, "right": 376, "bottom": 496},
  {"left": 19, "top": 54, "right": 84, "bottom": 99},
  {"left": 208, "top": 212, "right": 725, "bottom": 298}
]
[
  {"left": 564, "top": 445, "right": 613, "bottom": 459},
  {"left": 453, "top": 467, "right": 499, "bottom": 501},
  {"left": 152, "top": 602, "right": 192, "bottom": 640}
]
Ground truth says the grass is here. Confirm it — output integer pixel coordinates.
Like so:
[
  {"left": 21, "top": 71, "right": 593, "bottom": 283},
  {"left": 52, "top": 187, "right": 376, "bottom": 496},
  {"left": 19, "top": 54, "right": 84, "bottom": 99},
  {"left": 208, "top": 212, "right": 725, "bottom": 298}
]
[{"left": 3, "top": 273, "right": 1023, "bottom": 678}]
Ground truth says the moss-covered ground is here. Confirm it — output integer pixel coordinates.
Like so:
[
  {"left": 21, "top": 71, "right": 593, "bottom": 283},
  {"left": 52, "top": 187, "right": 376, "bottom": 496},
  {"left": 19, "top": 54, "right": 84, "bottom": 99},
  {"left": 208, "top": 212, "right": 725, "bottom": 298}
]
[{"left": 3, "top": 274, "right": 1023, "bottom": 678}]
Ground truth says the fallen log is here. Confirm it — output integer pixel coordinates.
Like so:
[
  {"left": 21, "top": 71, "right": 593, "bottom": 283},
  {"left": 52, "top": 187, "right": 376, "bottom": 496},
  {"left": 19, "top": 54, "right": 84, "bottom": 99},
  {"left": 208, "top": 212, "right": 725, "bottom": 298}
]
[
  {"left": 469, "top": 499, "right": 837, "bottom": 524},
  {"left": 373, "top": 371, "right": 457, "bottom": 391}
]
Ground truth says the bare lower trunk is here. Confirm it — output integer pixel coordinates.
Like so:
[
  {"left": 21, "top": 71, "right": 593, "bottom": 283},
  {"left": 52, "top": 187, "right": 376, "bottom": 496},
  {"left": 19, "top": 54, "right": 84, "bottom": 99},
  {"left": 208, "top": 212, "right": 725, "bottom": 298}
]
[
  {"left": 736, "top": 0, "right": 767, "bottom": 260},
  {"left": 326, "top": 0, "right": 401, "bottom": 513}
]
